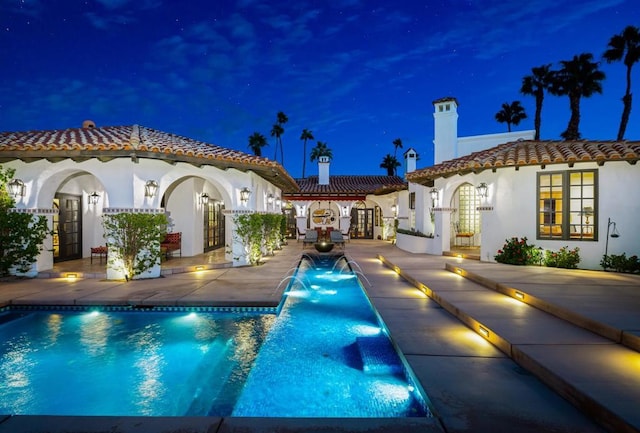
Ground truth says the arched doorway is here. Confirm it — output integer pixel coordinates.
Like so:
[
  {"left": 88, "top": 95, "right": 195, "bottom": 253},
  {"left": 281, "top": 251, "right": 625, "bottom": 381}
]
[
  {"left": 350, "top": 201, "right": 374, "bottom": 239},
  {"left": 450, "top": 183, "right": 481, "bottom": 248},
  {"left": 204, "top": 199, "right": 225, "bottom": 252}
]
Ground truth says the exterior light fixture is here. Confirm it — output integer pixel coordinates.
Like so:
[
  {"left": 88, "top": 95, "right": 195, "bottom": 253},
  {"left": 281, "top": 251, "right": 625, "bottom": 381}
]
[
  {"left": 514, "top": 291, "right": 525, "bottom": 300},
  {"left": 275, "top": 197, "right": 281, "bottom": 206},
  {"left": 201, "top": 193, "right": 209, "bottom": 205},
  {"left": 240, "top": 187, "right": 251, "bottom": 204},
  {"left": 429, "top": 188, "right": 438, "bottom": 206},
  {"left": 144, "top": 180, "right": 158, "bottom": 197},
  {"left": 478, "top": 325, "right": 490, "bottom": 338},
  {"left": 8, "top": 178, "right": 25, "bottom": 197},
  {"left": 391, "top": 204, "right": 398, "bottom": 217},
  {"left": 476, "top": 182, "right": 488, "bottom": 198},
  {"left": 267, "top": 193, "right": 274, "bottom": 204},
  {"left": 604, "top": 218, "right": 621, "bottom": 266},
  {"left": 88, "top": 191, "right": 100, "bottom": 205}
]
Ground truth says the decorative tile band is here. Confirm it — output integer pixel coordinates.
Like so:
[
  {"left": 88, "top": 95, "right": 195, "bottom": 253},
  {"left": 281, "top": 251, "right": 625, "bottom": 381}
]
[
  {"left": 2, "top": 305, "right": 277, "bottom": 314},
  {"left": 477, "top": 206, "right": 494, "bottom": 211},
  {"left": 433, "top": 207, "right": 456, "bottom": 212},
  {"left": 9, "top": 208, "right": 58, "bottom": 214},
  {"left": 103, "top": 208, "right": 166, "bottom": 214},
  {"left": 223, "top": 209, "right": 254, "bottom": 215}
]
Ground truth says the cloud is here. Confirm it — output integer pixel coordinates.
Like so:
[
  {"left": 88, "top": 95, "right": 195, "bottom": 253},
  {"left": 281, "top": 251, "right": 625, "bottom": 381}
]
[{"left": 0, "top": 0, "right": 44, "bottom": 16}]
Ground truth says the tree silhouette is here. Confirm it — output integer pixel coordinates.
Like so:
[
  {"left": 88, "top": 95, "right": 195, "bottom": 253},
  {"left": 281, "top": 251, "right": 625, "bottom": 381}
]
[
  {"left": 380, "top": 154, "right": 401, "bottom": 176},
  {"left": 248, "top": 132, "right": 267, "bottom": 156},
  {"left": 494, "top": 101, "right": 527, "bottom": 132},
  {"left": 299, "top": 128, "right": 314, "bottom": 178},
  {"left": 310, "top": 141, "right": 333, "bottom": 162},
  {"left": 521, "top": 64, "right": 553, "bottom": 140},
  {"left": 271, "top": 111, "right": 288, "bottom": 164},
  {"left": 549, "top": 53, "right": 605, "bottom": 140},
  {"left": 604, "top": 25, "right": 640, "bottom": 140},
  {"left": 392, "top": 138, "right": 403, "bottom": 158}
]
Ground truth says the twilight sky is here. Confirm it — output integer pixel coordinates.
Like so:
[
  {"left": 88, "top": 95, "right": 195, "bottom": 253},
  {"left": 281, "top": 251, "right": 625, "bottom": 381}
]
[{"left": 0, "top": 0, "right": 637, "bottom": 177}]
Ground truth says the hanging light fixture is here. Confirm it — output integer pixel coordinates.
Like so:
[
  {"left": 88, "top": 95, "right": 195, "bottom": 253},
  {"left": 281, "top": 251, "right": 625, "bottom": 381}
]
[
  {"left": 201, "top": 193, "right": 209, "bottom": 205},
  {"left": 8, "top": 179, "right": 25, "bottom": 197},
  {"left": 88, "top": 191, "right": 100, "bottom": 205},
  {"left": 144, "top": 180, "right": 158, "bottom": 197},
  {"left": 240, "top": 187, "right": 251, "bottom": 204},
  {"left": 429, "top": 188, "right": 438, "bottom": 206},
  {"left": 476, "top": 182, "right": 488, "bottom": 198}
]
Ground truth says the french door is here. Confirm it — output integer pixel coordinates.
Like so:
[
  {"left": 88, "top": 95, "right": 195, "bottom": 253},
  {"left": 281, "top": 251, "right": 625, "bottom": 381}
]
[
  {"left": 204, "top": 201, "right": 225, "bottom": 251},
  {"left": 351, "top": 208, "right": 374, "bottom": 239},
  {"left": 53, "top": 193, "right": 82, "bottom": 262}
]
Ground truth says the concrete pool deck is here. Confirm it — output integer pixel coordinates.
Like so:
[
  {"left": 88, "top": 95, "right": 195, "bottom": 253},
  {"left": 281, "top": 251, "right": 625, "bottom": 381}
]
[{"left": 0, "top": 240, "right": 638, "bottom": 433}]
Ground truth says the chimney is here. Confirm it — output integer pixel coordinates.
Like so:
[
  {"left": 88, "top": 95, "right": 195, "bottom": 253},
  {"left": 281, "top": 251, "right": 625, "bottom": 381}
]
[
  {"left": 318, "top": 156, "right": 330, "bottom": 185},
  {"left": 433, "top": 97, "right": 458, "bottom": 164},
  {"left": 404, "top": 147, "right": 417, "bottom": 175},
  {"left": 82, "top": 120, "right": 96, "bottom": 128}
]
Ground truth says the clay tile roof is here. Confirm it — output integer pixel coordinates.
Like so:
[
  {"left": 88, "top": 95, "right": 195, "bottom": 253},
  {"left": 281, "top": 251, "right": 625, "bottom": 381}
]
[
  {"left": 406, "top": 139, "right": 640, "bottom": 185},
  {"left": 284, "top": 175, "right": 406, "bottom": 200},
  {"left": 0, "top": 125, "right": 298, "bottom": 192}
]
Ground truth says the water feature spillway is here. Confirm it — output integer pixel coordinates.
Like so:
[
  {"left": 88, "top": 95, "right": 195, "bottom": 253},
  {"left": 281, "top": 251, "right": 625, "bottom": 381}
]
[{"left": 232, "top": 252, "right": 431, "bottom": 417}]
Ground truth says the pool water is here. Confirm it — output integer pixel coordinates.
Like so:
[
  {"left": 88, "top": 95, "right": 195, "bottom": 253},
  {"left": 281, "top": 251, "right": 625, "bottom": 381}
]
[
  {"left": 0, "top": 252, "right": 431, "bottom": 417},
  {"left": 0, "top": 310, "right": 274, "bottom": 416}
]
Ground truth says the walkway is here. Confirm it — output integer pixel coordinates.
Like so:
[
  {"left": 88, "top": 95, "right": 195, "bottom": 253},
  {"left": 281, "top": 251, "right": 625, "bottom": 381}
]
[{"left": 0, "top": 240, "right": 638, "bottom": 433}]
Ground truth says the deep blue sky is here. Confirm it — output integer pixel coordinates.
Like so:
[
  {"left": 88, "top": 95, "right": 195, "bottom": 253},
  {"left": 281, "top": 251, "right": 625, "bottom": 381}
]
[{"left": 0, "top": 0, "right": 637, "bottom": 177}]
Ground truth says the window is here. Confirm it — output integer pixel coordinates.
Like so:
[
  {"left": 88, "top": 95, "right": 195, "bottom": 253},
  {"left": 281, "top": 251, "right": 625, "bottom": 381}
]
[
  {"left": 537, "top": 170, "right": 597, "bottom": 240},
  {"left": 409, "top": 192, "right": 415, "bottom": 209},
  {"left": 456, "top": 184, "right": 480, "bottom": 233}
]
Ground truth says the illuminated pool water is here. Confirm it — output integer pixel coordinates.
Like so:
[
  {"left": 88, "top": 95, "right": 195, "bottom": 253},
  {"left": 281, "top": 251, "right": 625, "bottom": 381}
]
[{"left": 0, "top": 252, "right": 431, "bottom": 417}]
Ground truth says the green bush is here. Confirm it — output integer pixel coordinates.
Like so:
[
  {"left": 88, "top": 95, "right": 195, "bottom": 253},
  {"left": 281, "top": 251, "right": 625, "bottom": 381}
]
[
  {"left": 494, "top": 237, "right": 541, "bottom": 265},
  {"left": 0, "top": 166, "right": 51, "bottom": 277},
  {"left": 102, "top": 212, "right": 168, "bottom": 281},
  {"left": 544, "top": 246, "right": 580, "bottom": 269},
  {"left": 396, "top": 228, "right": 433, "bottom": 238},
  {"left": 601, "top": 253, "right": 640, "bottom": 273}
]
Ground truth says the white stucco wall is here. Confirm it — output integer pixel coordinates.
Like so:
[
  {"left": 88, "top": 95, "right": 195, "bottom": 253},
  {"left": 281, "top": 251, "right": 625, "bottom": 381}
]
[
  {"left": 4, "top": 157, "right": 283, "bottom": 275},
  {"left": 412, "top": 160, "right": 640, "bottom": 271}
]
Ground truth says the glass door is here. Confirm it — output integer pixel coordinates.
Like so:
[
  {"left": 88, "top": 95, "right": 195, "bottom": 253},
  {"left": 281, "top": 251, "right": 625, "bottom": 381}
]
[{"left": 53, "top": 193, "right": 82, "bottom": 262}]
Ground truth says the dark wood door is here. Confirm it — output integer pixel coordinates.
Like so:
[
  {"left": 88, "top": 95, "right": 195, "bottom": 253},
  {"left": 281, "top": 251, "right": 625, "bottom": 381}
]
[
  {"left": 204, "top": 201, "right": 225, "bottom": 251},
  {"left": 53, "top": 193, "right": 82, "bottom": 262},
  {"left": 351, "top": 208, "right": 374, "bottom": 239}
]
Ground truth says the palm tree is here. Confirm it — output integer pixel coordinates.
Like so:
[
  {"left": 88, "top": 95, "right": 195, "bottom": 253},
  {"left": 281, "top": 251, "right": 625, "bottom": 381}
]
[
  {"left": 300, "top": 128, "right": 314, "bottom": 178},
  {"left": 247, "top": 132, "right": 267, "bottom": 156},
  {"left": 494, "top": 101, "right": 527, "bottom": 132},
  {"left": 271, "top": 111, "right": 288, "bottom": 164},
  {"left": 270, "top": 123, "right": 284, "bottom": 162},
  {"left": 521, "top": 64, "right": 553, "bottom": 140},
  {"left": 310, "top": 141, "right": 333, "bottom": 162},
  {"left": 604, "top": 25, "right": 640, "bottom": 140},
  {"left": 380, "top": 154, "right": 401, "bottom": 176},
  {"left": 392, "top": 138, "right": 403, "bottom": 158},
  {"left": 549, "top": 53, "right": 605, "bottom": 140}
]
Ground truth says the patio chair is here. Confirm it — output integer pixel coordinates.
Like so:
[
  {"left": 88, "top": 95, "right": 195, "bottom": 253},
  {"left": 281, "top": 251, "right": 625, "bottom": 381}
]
[
  {"left": 302, "top": 230, "right": 318, "bottom": 248},
  {"left": 330, "top": 230, "right": 345, "bottom": 249},
  {"left": 297, "top": 227, "right": 306, "bottom": 242}
]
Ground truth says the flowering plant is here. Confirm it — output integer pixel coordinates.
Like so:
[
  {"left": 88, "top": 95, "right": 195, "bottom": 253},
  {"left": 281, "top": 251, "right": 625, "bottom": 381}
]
[
  {"left": 494, "top": 237, "right": 541, "bottom": 265},
  {"left": 544, "top": 246, "right": 580, "bottom": 269}
]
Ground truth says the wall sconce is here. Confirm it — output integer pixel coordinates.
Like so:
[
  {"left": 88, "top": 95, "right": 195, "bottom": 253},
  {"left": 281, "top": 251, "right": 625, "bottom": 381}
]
[
  {"left": 429, "top": 188, "right": 438, "bottom": 207},
  {"left": 267, "top": 193, "right": 274, "bottom": 205},
  {"left": 342, "top": 206, "right": 348, "bottom": 217},
  {"left": 8, "top": 179, "right": 25, "bottom": 197},
  {"left": 476, "top": 182, "right": 488, "bottom": 198},
  {"left": 275, "top": 197, "right": 281, "bottom": 206},
  {"left": 240, "top": 187, "right": 251, "bottom": 204},
  {"left": 145, "top": 180, "right": 158, "bottom": 197},
  {"left": 88, "top": 191, "right": 100, "bottom": 205},
  {"left": 391, "top": 204, "right": 398, "bottom": 217},
  {"left": 201, "top": 193, "right": 209, "bottom": 205}
]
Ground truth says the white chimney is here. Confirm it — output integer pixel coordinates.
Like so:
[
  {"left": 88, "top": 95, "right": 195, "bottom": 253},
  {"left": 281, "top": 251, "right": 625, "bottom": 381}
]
[
  {"left": 433, "top": 97, "right": 458, "bottom": 164},
  {"left": 404, "top": 147, "right": 417, "bottom": 175},
  {"left": 318, "top": 156, "right": 330, "bottom": 185}
]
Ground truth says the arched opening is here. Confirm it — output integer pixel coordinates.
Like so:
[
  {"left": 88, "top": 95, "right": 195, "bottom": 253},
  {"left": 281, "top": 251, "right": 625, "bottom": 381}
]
[{"left": 450, "top": 183, "right": 481, "bottom": 248}]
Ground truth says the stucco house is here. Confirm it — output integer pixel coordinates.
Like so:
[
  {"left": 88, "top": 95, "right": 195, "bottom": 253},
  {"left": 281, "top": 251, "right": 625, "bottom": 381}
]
[
  {"left": 401, "top": 97, "right": 640, "bottom": 270},
  {"left": 0, "top": 121, "right": 298, "bottom": 278},
  {"left": 283, "top": 156, "right": 407, "bottom": 242}
]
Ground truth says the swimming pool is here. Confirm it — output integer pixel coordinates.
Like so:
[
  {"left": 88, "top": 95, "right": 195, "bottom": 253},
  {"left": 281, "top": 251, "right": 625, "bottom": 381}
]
[{"left": 0, "top": 252, "right": 431, "bottom": 417}]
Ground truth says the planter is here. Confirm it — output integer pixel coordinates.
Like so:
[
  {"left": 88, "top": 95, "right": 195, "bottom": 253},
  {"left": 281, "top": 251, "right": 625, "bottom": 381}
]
[
  {"left": 396, "top": 232, "right": 438, "bottom": 254},
  {"left": 314, "top": 242, "right": 335, "bottom": 253}
]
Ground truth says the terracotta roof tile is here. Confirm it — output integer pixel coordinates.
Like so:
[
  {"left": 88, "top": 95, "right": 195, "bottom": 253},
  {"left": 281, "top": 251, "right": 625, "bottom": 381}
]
[
  {"left": 406, "top": 140, "right": 640, "bottom": 185},
  {"left": 287, "top": 175, "right": 406, "bottom": 198},
  {"left": 0, "top": 125, "right": 299, "bottom": 192}
]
